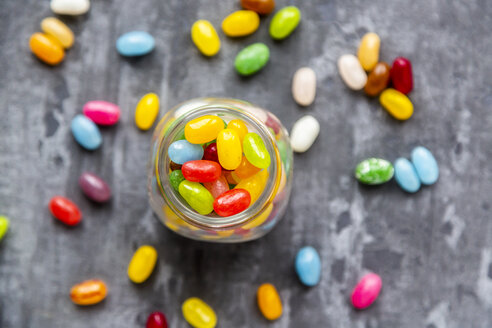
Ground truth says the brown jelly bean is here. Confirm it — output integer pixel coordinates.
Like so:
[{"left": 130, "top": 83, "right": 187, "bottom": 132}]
[
  {"left": 240, "top": 0, "right": 275, "bottom": 15},
  {"left": 169, "top": 161, "right": 182, "bottom": 171},
  {"left": 364, "top": 62, "right": 391, "bottom": 97}
]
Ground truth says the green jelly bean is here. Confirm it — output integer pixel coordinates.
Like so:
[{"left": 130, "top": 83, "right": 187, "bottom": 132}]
[
  {"left": 355, "top": 158, "right": 394, "bottom": 185},
  {"left": 0, "top": 216, "right": 9, "bottom": 241},
  {"left": 276, "top": 140, "right": 291, "bottom": 173},
  {"left": 169, "top": 170, "right": 185, "bottom": 191},
  {"left": 243, "top": 133, "right": 271, "bottom": 169},
  {"left": 269, "top": 6, "right": 301, "bottom": 40},
  {"left": 235, "top": 43, "right": 270, "bottom": 76},
  {"left": 178, "top": 180, "right": 214, "bottom": 215}
]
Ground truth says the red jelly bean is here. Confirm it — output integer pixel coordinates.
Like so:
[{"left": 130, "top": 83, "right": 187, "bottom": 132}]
[
  {"left": 203, "top": 142, "right": 219, "bottom": 163},
  {"left": 213, "top": 189, "right": 251, "bottom": 217},
  {"left": 182, "top": 160, "right": 222, "bottom": 183},
  {"left": 169, "top": 161, "right": 182, "bottom": 171},
  {"left": 351, "top": 273, "right": 382, "bottom": 309},
  {"left": 390, "top": 57, "right": 413, "bottom": 94},
  {"left": 49, "top": 196, "right": 82, "bottom": 226},
  {"left": 146, "top": 311, "right": 168, "bottom": 328}
]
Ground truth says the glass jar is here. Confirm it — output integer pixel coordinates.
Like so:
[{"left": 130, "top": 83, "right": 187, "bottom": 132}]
[{"left": 147, "top": 98, "right": 293, "bottom": 243}]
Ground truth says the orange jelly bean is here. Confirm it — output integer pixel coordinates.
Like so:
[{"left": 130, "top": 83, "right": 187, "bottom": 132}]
[
  {"left": 257, "top": 283, "right": 282, "bottom": 320},
  {"left": 227, "top": 119, "right": 248, "bottom": 142},
  {"left": 234, "top": 156, "right": 261, "bottom": 179},
  {"left": 29, "top": 32, "right": 65, "bottom": 65},
  {"left": 70, "top": 279, "right": 107, "bottom": 305}
]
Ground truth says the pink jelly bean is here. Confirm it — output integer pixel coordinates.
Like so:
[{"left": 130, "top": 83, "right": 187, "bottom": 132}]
[
  {"left": 83, "top": 101, "right": 121, "bottom": 125},
  {"left": 351, "top": 273, "right": 382, "bottom": 309},
  {"left": 203, "top": 174, "right": 229, "bottom": 198},
  {"left": 265, "top": 114, "right": 281, "bottom": 135}
]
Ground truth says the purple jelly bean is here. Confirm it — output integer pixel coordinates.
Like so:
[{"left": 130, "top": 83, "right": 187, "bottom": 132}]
[
  {"left": 78, "top": 172, "right": 111, "bottom": 203},
  {"left": 83, "top": 101, "right": 120, "bottom": 125}
]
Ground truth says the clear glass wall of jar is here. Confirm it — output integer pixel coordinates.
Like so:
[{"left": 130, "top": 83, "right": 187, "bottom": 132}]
[{"left": 147, "top": 98, "right": 293, "bottom": 242}]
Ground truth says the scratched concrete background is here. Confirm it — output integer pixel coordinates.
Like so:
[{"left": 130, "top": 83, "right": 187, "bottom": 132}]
[{"left": 1, "top": 0, "right": 492, "bottom": 327}]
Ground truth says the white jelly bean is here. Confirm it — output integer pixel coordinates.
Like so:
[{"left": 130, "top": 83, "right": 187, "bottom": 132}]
[
  {"left": 337, "top": 54, "right": 367, "bottom": 90},
  {"left": 50, "top": 0, "right": 90, "bottom": 15},
  {"left": 292, "top": 67, "right": 316, "bottom": 106},
  {"left": 290, "top": 115, "right": 320, "bottom": 153}
]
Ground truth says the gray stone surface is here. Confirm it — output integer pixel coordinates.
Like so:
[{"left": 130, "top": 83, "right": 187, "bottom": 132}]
[{"left": 1, "top": 0, "right": 492, "bottom": 327}]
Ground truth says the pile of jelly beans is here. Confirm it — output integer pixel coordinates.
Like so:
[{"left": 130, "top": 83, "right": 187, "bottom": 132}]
[
  {"left": 167, "top": 115, "right": 271, "bottom": 217},
  {"left": 29, "top": 17, "right": 74, "bottom": 66}
]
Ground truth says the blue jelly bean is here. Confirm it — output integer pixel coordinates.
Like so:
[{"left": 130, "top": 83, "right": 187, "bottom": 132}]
[
  {"left": 168, "top": 140, "right": 204, "bottom": 165},
  {"left": 116, "top": 31, "right": 155, "bottom": 57},
  {"left": 411, "top": 146, "right": 439, "bottom": 185},
  {"left": 394, "top": 158, "right": 421, "bottom": 193},
  {"left": 71, "top": 115, "right": 102, "bottom": 150},
  {"left": 295, "top": 246, "right": 321, "bottom": 286}
]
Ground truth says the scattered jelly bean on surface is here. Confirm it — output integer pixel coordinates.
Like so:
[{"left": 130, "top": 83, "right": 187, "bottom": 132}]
[
  {"left": 182, "top": 297, "right": 217, "bottom": 328},
  {"left": 351, "top": 273, "right": 382, "bottom": 309},
  {"left": 227, "top": 119, "right": 248, "bottom": 142},
  {"left": 135, "top": 93, "right": 160, "bottom": 130},
  {"left": 337, "top": 54, "right": 367, "bottom": 90},
  {"left": 241, "top": 0, "right": 275, "bottom": 15},
  {"left": 50, "top": 0, "right": 90, "bottom": 15},
  {"left": 358, "top": 32, "right": 380, "bottom": 71},
  {"left": 217, "top": 129, "right": 242, "bottom": 170},
  {"left": 290, "top": 115, "right": 320, "bottom": 153},
  {"left": 191, "top": 20, "right": 220, "bottom": 57},
  {"left": 234, "top": 43, "right": 270, "bottom": 76},
  {"left": 292, "top": 67, "right": 316, "bottom": 106},
  {"left": 41, "top": 17, "right": 74, "bottom": 49},
  {"left": 0, "top": 216, "right": 10, "bottom": 241},
  {"left": 269, "top": 6, "right": 301, "bottom": 40},
  {"left": 128, "top": 245, "right": 158, "bottom": 284},
  {"left": 203, "top": 174, "right": 229, "bottom": 199},
  {"left": 185, "top": 115, "right": 224, "bottom": 144},
  {"left": 29, "top": 32, "right": 65, "bottom": 65},
  {"left": 213, "top": 189, "right": 251, "bottom": 217},
  {"left": 295, "top": 246, "right": 321, "bottom": 286},
  {"left": 355, "top": 158, "right": 394, "bottom": 185},
  {"left": 182, "top": 160, "right": 222, "bottom": 183},
  {"left": 169, "top": 170, "right": 185, "bottom": 191},
  {"left": 257, "top": 283, "right": 282, "bottom": 320},
  {"left": 71, "top": 115, "right": 102, "bottom": 150},
  {"left": 170, "top": 161, "right": 182, "bottom": 171},
  {"left": 411, "top": 146, "right": 439, "bottom": 185},
  {"left": 49, "top": 196, "right": 82, "bottom": 226},
  {"left": 179, "top": 181, "right": 215, "bottom": 215},
  {"left": 243, "top": 133, "right": 271, "bottom": 169},
  {"left": 70, "top": 279, "right": 107, "bottom": 306},
  {"left": 168, "top": 140, "right": 204, "bottom": 165},
  {"left": 234, "top": 156, "right": 261, "bottom": 179},
  {"left": 83, "top": 100, "right": 120, "bottom": 126},
  {"left": 234, "top": 169, "right": 268, "bottom": 203},
  {"left": 116, "top": 31, "right": 155, "bottom": 57},
  {"left": 394, "top": 158, "right": 421, "bottom": 193},
  {"left": 391, "top": 57, "right": 413, "bottom": 94},
  {"left": 364, "top": 62, "right": 391, "bottom": 97},
  {"left": 146, "top": 311, "right": 168, "bottom": 328},
  {"left": 222, "top": 10, "right": 260, "bottom": 37},
  {"left": 78, "top": 172, "right": 111, "bottom": 203},
  {"left": 379, "top": 88, "right": 413, "bottom": 120},
  {"left": 203, "top": 143, "right": 219, "bottom": 163}
]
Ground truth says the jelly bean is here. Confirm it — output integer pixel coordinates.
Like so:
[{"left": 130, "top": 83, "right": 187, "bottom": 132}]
[
  {"left": 29, "top": 32, "right": 64, "bottom": 65},
  {"left": 337, "top": 54, "right": 367, "bottom": 90},
  {"left": 128, "top": 245, "right": 158, "bottom": 283},
  {"left": 213, "top": 189, "right": 251, "bottom": 217},
  {"left": 235, "top": 169, "right": 268, "bottom": 203},
  {"left": 257, "top": 283, "right": 282, "bottom": 320},
  {"left": 116, "top": 31, "right": 155, "bottom": 57},
  {"left": 265, "top": 114, "right": 281, "bottom": 135},
  {"left": 242, "top": 202, "right": 273, "bottom": 229},
  {"left": 146, "top": 311, "right": 168, "bottom": 328},
  {"left": 78, "top": 172, "right": 111, "bottom": 203},
  {"left": 234, "top": 43, "right": 270, "bottom": 76},
  {"left": 295, "top": 246, "right": 321, "bottom": 286},
  {"left": 203, "top": 174, "right": 229, "bottom": 198},
  {"left": 355, "top": 158, "right": 394, "bottom": 185},
  {"left": 185, "top": 115, "right": 224, "bottom": 144},
  {"left": 243, "top": 133, "right": 271, "bottom": 169},
  {"left": 290, "top": 115, "right": 320, "bottom": 153},
  {"left": 351, "top": 273, "right": 382, "bottom": 309},
  {"left": 276, "top": 140, "right": 291, "bottom": 173},
  {"left": 224, "top": 170, "right": 241, "bottom": 185},
  {"left": 51, "top": 0, "right": 90, "bottom": 15},
  {"left": 390, "top": 57, "right": 413, "bottom": 94},
  {"left": 169, "top": 170, "right": 185, "bottom": 191},
  {"left": 222, "top": 10, "right": 260, "bottom": 37},
  {"left": 182, "top": 297, "right": 217, "bottom": 328},
  {"left": 358, "top": 32, "right": 380, "bottom": 71},
  {"left": 269, "top": 6, "right": 301, "bottom": 40},
  {"left": 241, "top": 0, "right": 275, "bottom": 15},
  {"left": 70, "top": 279, "right": 107, "bottom": 306},
  {"left": 364, "top": 62, "right": 390, "bottom": 97},
  {"left": 71, "top": 115, "right": 102, "bottom": 150},
  {"left": 292, "top": 67, "right": 316, "bottom": 106},
  {"left": 179, "top": 181, "right": 214, "bottom": 215},
  {"left": 41, "top": 17, "right": 74, "bottom": 49},
  {"left": 169, "top": 161, "right": 182, "bottom": 171},
  {"left": 227, "top": 119, "right": 248, "bottom": 142},
  {"left": 182, "top": 160, "right": 222, "bottom": 183},
  {"left": 203, "top": 143, "right": 219, "bottom": 163},
  {"left": 379, "top": 88, "right": 413, "bottom": 120},
  {"left": 135, "top": 93, "right": 160, "bottom": 130},
  {"left": 168, "top": 140, "right": 204, "bottom": 165},
  {"left": 235, "top": 156, "right": 261, "bottom": 179},
  {"left": 394, "top": 158, "right": 421, "bottom": 193},
  {"left": 191, "top": 20, "right": 220, "bottom": 57},
  {"left": 49, "top": 196, "right": 82, "bottom": 226},
  {"left": 411, "top": 146, "right": 439, "bottom": 185},
  {"left": 83, "top": 100, "right": 120, "bottom": 126},
  {"left": 0, "top": 216, "right": 9, "bottom": 241},
  {"left": 217, "top": 129, "right": 242, "bottom": 170}
]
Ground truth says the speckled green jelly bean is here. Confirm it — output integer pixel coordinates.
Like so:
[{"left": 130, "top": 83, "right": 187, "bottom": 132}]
[
  {"left": 355, "top": 158, "right": 394, "bottom": 185},
  {"left": 243, "top": 132, "right": 271, "bottom": 169},
  {"left": 169, "top": 170, "right": 185, "bottom": 191},
  {"left": 0, "top": 216, "right": 9, "bottom": 241},
  {"left": 235, "top": 43, "right": 270, "bottom": 76},
  {"left": 269, "top": 6, "right": 301, "bottom": 40},
  {"left": 178, "top": 180, "right": 214, "bottom": 215}
]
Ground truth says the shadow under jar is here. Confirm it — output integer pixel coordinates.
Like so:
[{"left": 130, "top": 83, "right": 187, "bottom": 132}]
[{"left": 147, "top": 98, "right": 293, "bottom": 242}]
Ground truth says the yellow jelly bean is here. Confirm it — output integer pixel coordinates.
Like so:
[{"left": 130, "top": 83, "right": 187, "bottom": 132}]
[
  {"left": 135, "top": 93, "right": 160, "bottom": 130},
  {"left": 0, "top": 216, "right": 9, "bottom": 241},
  {"left": 227, "top": 119, "right": 248, "bottom": 142},
  {"left": 185, "top": 115, "right": 225, "bottom": 144},
  {"left": 257, "top": 283, "right": 282, "bottom": 320},
  {"left": 234, "top": 169, "right": 268, "bottom": 203},
  {"left": 29, "top": 32, "right": 65, "bottom": 65},
  {"left": 70, "top": 279, "right": 107, "bottom": 306},
  {"left": 358, "top": 32, "right": 380, "bottom": 71},
  {"left": 41, "top": 17, "right": 74, "bottom": 48},
  {"left": 216, "top": 230, "right": 234, "bottom": 237},
  {"left": 379, "top": 88, "right": 413, "bottom": 120},
  {"left": 217, "top": 129, "right": 242, "bottom": 170},
  {"left": 191, "top": 20, "right": 220, "bottom": 57},
  {"left": 182, "top": 297, "right": 217, "bottom": 328},
  {"left": 242, "top": 203, "right": 273, "bottom": 229},
  {"left": 127, "top": 245, "right": 158, "bottom": 283},
  {"left": 222, "top": 10, "right": 260, "bottom": 37}
]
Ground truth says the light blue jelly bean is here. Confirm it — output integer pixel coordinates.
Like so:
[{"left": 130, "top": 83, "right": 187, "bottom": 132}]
[
  {"left": 168, "top": 140, "right": 204, "bottom": 165},
  {"left": 394, "top": 158, "right": 421, "bottom": 193},
  {"left": 116, "top": 31, "right": 155, "bottom": 57},
  {"left": 295, "top": 246, "right": 321, "bottom": 286},
  {"left": 411, "top": 146, "right": 439, "bottom": 185},
  {"left": 71, "top": 115, "right": 102, "bottom": 150}
]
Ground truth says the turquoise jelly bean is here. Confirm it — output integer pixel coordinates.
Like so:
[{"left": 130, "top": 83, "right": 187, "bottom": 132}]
[
  {"left": 178, "top": 180, "right": 214, "bottom": 215},
  {"left": 295, "top": 246, "right": 321, "bottom": 286},
  {"left": 168, "top": 140, "right": 204, "bottom": 165},
  {"left": 71, "top": 115, "right": 102, "bottom": 150},
  {"left": 394, "top": 158, "right": 421, "bottom": 193},
  {"left": 116, "top": 31, "right": 155, "bottom": 57},
  {"left": 411, "top": 146, "right": 439, "bottom": 185}
]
